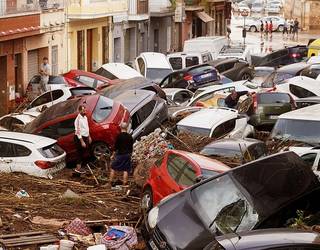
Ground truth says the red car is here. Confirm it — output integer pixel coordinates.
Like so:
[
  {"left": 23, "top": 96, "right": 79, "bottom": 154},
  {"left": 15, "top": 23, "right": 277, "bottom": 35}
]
[
  {"left": 142, "top": 150, "right": 230, "bottom": 210},
  {"left": 24, "top": 94, "right": 130, "bottom": 162},
  {"left": 63, "top": 70, "right": 112, "bottom": 90}
]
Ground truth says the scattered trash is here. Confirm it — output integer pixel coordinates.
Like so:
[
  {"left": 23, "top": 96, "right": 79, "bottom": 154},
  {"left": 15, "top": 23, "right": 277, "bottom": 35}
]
[
  {"left": 102, "top": 226, "right": 137, "bottom": 250},
  {"left": 12, "top": 214, "right": 22, "bottom": 219},
  {"left": 15, "top": 189, "right": 30, "bottom": 198},
  {"left": 0, "top": 217, "right": 2, "bottom": 227},
  {"left": 31, "top": 216, "right": 68, "bottom": 227},
  {"left": 40, "top": 245, "right": 59, "bottom": 250},
  {"left": 59, "top": 239, "right": 75, "bottom": 250},
  {"left": 111, "top": 185, "right": 122, "bottom": 191},
  {"left": 61, "top": 189, "right": 81, "bottom": 199},
  {"left": 87, "top": 245, "right": 106, "bottom": 250},
  {"left": 65, "top": 218, "right": 92, "bottom": 236}
]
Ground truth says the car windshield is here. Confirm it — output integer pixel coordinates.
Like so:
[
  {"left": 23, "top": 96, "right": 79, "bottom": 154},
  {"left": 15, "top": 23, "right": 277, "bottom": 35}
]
[
  {"left": 146, "top": 69, "right": 172, "bottom": 83},
  {"left": 49, "top": 76, "right": 66, "bottom": 85},
  {"left": 201, "top": 147, "right": 242, "bottom": 158},
  {"left": 201, "top": 169, "right": 223, "bottom": 179},
  {"left": 271, "top": 118, "right": 320, "bottom": 144},
  {"left": 92, "top": 96, "right": 114, "bottom": 123},
  {"left": 274, "top": 72, "right": 295, "bottom": 84},
  {"left": 95, "top": 68, "right": 117, "bottom": 80},
  {"left": 192, "top": 174, "right": 258, "bottom": 234},
  {"left": 38, "top": 143, "right": 64, "bottom": 158},
  {"left": 257, "top": 93, "right": 290, "bottom": 104},
  {"left": 177, "top": 125, "right": 211, "bottom": 137}
]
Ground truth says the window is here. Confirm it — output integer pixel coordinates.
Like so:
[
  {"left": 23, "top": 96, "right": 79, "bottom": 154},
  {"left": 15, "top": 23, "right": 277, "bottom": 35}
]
[
  {"left": 92, "top": 96, "right": 114, "bottom": 123},
  {"left": 30, "top": 89, "right": 64, "bottom": 108},
  {"left": 186, "top": 57, "right": 199, "bottom": 68},
  {"left": 289, "top": 84, "right": 316, "bottom": 98},
  {"left": 174, "top": 91, "right": 193, "bottom": 104},
  {"left": 77, "top": 76, "right": 96, "bottom": 88},
  {"left": 38, "top": 143, "right": 65, "bottom": 158},
  {"left": 137, "top": 100, "right": 156, "bottom": 121},
  {"left": 212, "top": 119, "right": 236, "bottom": 138},
  {"left": 178, "top": 164, "right": 197, "bottom": 186},
  {"left": 40, "top": 118, "right": 75, "bottom": 139},
  {"left": 301, "top": 153, "right": 317, "bottom": 167},
  {"left": 14, "top": 144, "right": 32, "bottom": 157},
  {"left": 257, "top": 93, "right": 290, "bottom": 104},
  {"left": 131, "top": 113, "right": 141, "bottom": 131},
  {"left": 95, "top": 68, "right": 117, "bottom": 80},
  {"left": 247, "top": 143, "right": 267, "bottom": 160},
  {"left": 0, "top": 142, "right": 31, "bottom": 157},
  {"left": 70, "top": 88, "right": 96, "bottom": 97},
  {"left": 202, "top": 53, "right": 212, "bottom": 63},
  {"left": 223, "top": 62, "right": 236, "bottom": 71},
  {"left": 169, "top": 57, "right": 183, "bottom": 70},
  {"left": 137, "top": 58, "right": 146, "bottom": 76}
]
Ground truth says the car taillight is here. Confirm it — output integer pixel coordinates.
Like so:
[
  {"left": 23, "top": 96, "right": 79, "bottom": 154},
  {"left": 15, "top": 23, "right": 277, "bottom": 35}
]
[
  {"left": 35, "top": 160, "right": 54, "bottom": 169},
  {"left": 183, "top": 74, "right": 193, "bottom": 81},
  {"left": 195, "top": 101, "right": 205, "bottom": 107},
  {"left": 253, "top": 96, "right": 258, "bottom": 111},
  {"left": 290, "top": 53, "right": 300, "bottom": 58}
]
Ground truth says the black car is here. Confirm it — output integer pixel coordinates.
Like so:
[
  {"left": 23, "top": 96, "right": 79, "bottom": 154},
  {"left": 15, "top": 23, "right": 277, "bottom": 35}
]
[
  {"left": 252, "top": 45, "right": 308, "bottom": 67},
  {"left": 113, "top": 89, "right": 168, "bottom": 140},
  {"left": 159, "top": 64, "right": 220, "bottom": 92},
  {"left": 210, "top": 58, "right": 254, "bottom": 81},
  {"left": 99, "top": 77, "right": 166, "bottom": 100},
  {"left": 144, "top": 151, "right": 320, "bottom": 250},
  {"left": 301, "top": 63, "right": 320, "bottom": 79}
]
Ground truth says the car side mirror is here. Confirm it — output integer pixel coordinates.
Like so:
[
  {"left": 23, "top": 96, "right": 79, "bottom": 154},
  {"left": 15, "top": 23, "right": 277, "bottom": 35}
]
[{"left": 195, "top": 175, "right": 204, "bottom": 183}]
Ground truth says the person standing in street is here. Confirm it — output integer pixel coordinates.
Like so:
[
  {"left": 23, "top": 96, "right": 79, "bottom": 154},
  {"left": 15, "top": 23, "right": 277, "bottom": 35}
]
[
  {"left": 292, "top": 18, "right": 299, "bottom": 41},
  {"left": 74, "top": 105, "right": 92, "bottom": 174},
  {"left": 109, "top": 122, "right": 134, "bottom": 187},
  {"left": 226, "top": 25, "right": 231, "bottom": 41},
  {"left": 39, "top": 57, "right": 51, "bottom": 93},
  {"left": 268, "top": 20, "right": 273, "bottom": 39},
  {"left": 289, "top": 18, "right": 294, "bottom": 34},
  {"left": 264, "top": 21, "right": 269, "bottom": 39},
  {"left": 283, "top": 19, "right": 289, "bottom": 40},
  {"left": 260, "top": 20, "right": 264, "bottom": 39}
]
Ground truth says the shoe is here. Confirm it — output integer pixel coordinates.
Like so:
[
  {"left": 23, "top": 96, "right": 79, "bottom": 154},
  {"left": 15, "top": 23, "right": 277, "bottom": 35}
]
[{"left": 74, "top": 168, "right": 86, "bottom": 174}]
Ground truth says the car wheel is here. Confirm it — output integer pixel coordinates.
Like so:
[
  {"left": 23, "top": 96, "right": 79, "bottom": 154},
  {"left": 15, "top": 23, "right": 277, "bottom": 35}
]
[
  {"left": 241, "top": 72, "right": 253, "bottom": 80},
  {"left": 249, "top": 26, "right": 257, "bottom": 32},
  {"left": 141, "top": 187, "right": 153, "bottom": 212},
  {"left": 277, "top": 25, "right": 284, "bottom": 32},
  {"left": 91, "top": 142, "right": 111, "bottom": 159}
]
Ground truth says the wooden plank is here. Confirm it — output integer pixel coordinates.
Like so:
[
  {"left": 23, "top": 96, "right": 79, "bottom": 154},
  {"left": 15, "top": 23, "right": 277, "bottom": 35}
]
[
  {"left": 0, "top": 231, "right": 46, "bottom": 239},
  {"left": 1, "top": 235, "right": 57, "bottom": 244},
  {"left": 5, "top": 238, "right": 58, "bottom": 247}
]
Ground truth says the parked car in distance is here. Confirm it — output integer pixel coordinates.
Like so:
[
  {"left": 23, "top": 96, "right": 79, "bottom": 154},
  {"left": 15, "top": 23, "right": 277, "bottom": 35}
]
[
  {"left": 238, "top": 92, "right": 295, "bottom": 127},
  {"left": 205, "top": 229, "right": 320, "bottom": 250},
  {"left": 167, "top": 51, "right": 213, "bottom": 71},
  {"left": 271, "top": 104, "right": 320, "bottom": 144},
  {"left": 135, "top": 52, "right": 173, "bottom": 83},
  {"left": 26, "top": 75, "right": 68, "bottom": 95},
  {"left": 237, "top": 2, "right": 250, "bottom": 13},
  {"left": 0, "top": 112, "right": 39, "bottom": 131},
  {"left": 210, "top": 58, "right": 254, "bottom": 81},
  {"left": 177, "top": 108, "right": 255, "bottom": 139},
  {"left": 113, "top": 89, "right": 168, "bottom": 140},
  {"left": 144, "top": 151, "right": 320, "bottom": 250},
  {"left": 200, "top": 138, "right": 267, "bottom": 163},
  {"left": 218, "top": 45, "right": 252, "bottom": 64},
  {"left": 251, "top": 2, "right": 264, "bottom": 12},
  {"left": 0, "top": 131, "right": 66, "bottom": 178},
  {"left": 296, "top": 96, "right": 320, "bottom": 109},
  {"left": 183, "top": 36, "right": 227, "bottom": 60},
  {"left": 24, "top": 87, "right": 96, "bottom": 113},
  {"left": 63, "top": 70, "right": 112, "bottom": 90},
  {"left": 265, "top": 4, "right": 281, "bottom": 14},
  {"left": 100, "top": 77, "right": 166, "bottom": 100},
  {"left": 252, "top": 45, "right": 308, "bottom": 67},
  {"left": 163, "top": 88, "right": 193, "bottom": 105},
  {"left": 95, "top": 63, "right": 142, "bottom": 80},
  {"left": 159, "top": 64, "right": 219, "bottom": 91},
  {"left": 301, "top": 63, "right": 320, "bottom": 79},
  {"left": 24, "top": 95, "right": 130, "bottom": 162},
  {"left": 141, "top": 149, "right": 230, "bottom": 210},
  {"left": 275, "top": 76, "right": 320, "bottom": 100}
]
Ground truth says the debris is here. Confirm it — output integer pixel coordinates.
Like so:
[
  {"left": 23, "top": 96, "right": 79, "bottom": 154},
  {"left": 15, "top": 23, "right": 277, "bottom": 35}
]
[
  {"left": 87, "top": 245, "right": 106, "bottom": 250},
  {"left": 59, "top": 239, "right": 75, "bottom": 250},
  {"left": 15, "top": 189, "right": 30, "bottom": 198},
  {"left": 61, "top": 189, "right": 81, "bottom": 199},
  {"left": 101, "top": 226, "right": 137, "bottom": 250},
  {"left": 0, "top": 217, "right": 2, "bottom": 227},
  {"left": 86, "top": 163, "right": 100, "bottom": 185},
  {"left": 40, "top": 245, "right": 59, "bottom": 250},
  {"left": 31, "top": 216, "right": 68, "bottom": 227},
  {"left": 12, "top": 214, "right": 22, "bottom": 220},
  {"left": 65, "top": 218, "right": 92, "bottom": 236}
]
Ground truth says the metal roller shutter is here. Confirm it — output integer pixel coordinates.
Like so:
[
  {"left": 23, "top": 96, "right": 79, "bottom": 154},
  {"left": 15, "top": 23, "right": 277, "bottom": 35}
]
[{"left": 27, "top": 49, "right": 39, "bottom": 81}]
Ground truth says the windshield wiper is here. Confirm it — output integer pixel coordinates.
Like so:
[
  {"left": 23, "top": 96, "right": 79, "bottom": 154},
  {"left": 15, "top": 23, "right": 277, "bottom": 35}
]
[{"left": 100, "top": 107, "right": 112, "bottom": 110}]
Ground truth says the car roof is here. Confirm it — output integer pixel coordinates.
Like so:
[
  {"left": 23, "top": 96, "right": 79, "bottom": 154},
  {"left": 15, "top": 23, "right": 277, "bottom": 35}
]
[
  {"left": 67, "top": 70, "right": 109, "bottom": 81},
  {"left": 296, "top": 96, "right": 320, "bottom": 102},
  {"left": 101, "top": 63, "right": 142, "bottom": 79},
  {"left": 203, "top": 138, "right": 264, "bottom": 151},
  {"left": 167, "top": 51, "right": 210, "bottom": 57},
  {"left": 217, "top": 229, "right": 320, "bottom": 250},
  {"left": 282, "top": 76, "right": 320, "bottom": 91},
  {"left": 0, "top": 131, "right": 56, "bottom": 148},
  {"left": 175, "top": 150, "right": 230, "bottom": 172},
  {"left": 139, "top": 52, "right": 171, "bottom": 69},
  {"left": 277, "top": 62, "right": 308, "bottom": 73},
  {"left": 113, "top": 89, "right": 154, "bottom": 113},
  {"left": 279, "top": 104, "right": 320, "bottom": 121},
  {"left": 1, "top": 112, "right": 39, "bottom": 124},
  {"left": 177, "top": 108, "right": 238, "bottom": 130}
]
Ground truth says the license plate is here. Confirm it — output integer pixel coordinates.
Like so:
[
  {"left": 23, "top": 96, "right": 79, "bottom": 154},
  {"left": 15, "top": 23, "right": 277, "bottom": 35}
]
[
  {"left": 47, "top": 161, "right": 65, "bottom": 175},
  {"left": 269, "top": 115, "right": 278, "bottom": 119},
  {"left": 149, "top": 240, "right": 159, "bottom": 250},
  {"left": 200, "top": 73, "right": 212, "bottom": 79}
]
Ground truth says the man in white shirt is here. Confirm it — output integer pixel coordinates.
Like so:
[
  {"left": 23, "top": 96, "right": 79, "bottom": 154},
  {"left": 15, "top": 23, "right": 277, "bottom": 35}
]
[
  {"left": 39, "top": 57, "right": 51, "bottom": 93},
  {"left": 74, "top": 105, "right": 92, "bottom": 173}
]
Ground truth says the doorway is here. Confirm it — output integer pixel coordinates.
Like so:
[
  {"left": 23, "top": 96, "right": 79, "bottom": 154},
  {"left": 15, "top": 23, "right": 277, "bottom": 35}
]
[
  {"left": 14, "top": 54, "right": 22, "bottom": 97},
  {"left": 51, "top": 45, "right": 58, "bottom": 75},
  {"left": 113, "top": 37, "right": 121, "bottom": 63},
  {"left": 87, "top": 29, "right": 93, "bottom": 72},
  {"left": 154, "top": 29, "right": 159, "bottom": 52},
  {"left": 0, "top": 56, "right": 7, "bottom": 115},
  {"left": 77, "top": 30, "right": 85, "bottom": 70}
]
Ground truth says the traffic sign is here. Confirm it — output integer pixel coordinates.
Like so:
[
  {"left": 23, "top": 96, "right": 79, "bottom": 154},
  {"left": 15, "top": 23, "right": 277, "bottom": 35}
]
[{"left": 241, "top": 10, "right": 249, "bottom": 17}]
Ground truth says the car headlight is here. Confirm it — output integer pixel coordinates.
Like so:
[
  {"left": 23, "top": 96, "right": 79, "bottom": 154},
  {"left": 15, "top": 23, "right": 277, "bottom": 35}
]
[{"left": 148, "top": 207, "right": 159, "bottom": 229}]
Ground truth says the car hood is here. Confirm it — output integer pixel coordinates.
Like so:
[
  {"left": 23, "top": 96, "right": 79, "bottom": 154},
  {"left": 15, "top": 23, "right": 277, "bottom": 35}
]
[{"left": 277, "top": 62, "right": 308, "bottom": 74}]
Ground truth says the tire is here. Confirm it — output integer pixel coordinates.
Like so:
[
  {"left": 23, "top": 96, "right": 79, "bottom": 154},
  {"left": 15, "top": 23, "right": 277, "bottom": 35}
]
[
  {"left": 91, "top": 142, "right": 111, "bottom": 159},
  {"left": 277, "top": 25, "right": 284, "bottom": 32},
  {"left": 241, "top": 71, "right": 253, "bottom": 80},
  {"left": 141, "top": 187, "right": 153, "bottom": 212},
  {"left": 249, "top": 26, "right": 257, "bottom": 32}
]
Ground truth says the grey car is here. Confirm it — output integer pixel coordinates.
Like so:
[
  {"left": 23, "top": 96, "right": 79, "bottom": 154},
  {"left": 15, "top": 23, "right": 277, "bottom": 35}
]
[{"left": 113, "top": 89, "right": 168, "bottom": 140}]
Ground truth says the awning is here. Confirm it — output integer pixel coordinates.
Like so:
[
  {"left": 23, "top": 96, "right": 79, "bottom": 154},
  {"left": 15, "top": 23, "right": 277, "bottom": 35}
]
[{"left": 195, "top": 11, "right": 214, "bottom": 23}]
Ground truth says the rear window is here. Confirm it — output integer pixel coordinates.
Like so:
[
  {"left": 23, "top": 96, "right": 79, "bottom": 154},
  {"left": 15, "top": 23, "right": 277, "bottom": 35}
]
[
  {"left": 189, "top": 65, "right": 214, "bottom": 75},
  {"left": 92, "top": 96, "right": 114, "bottom": 122},
  {"left": 48, "top": 76, "right": 66, "bottom": 85},
  {"left": 178, "top": 125, "right": 211, "bottom": 137},
  {"left": 70, "top": 88, "right": 96, "bottom": 97},
  {"left": 289, "top": 85, "right": 316, "bottom": 98},
  {"left": 186, "top": 57, "right": 199, "bottom": 67},
  {"left": 95, "top": 68, "right": 117, "bottom": 80},
  {"left": 257, "top": 93, "right": 290, "bottom": 104},
  {"left": 169, "top": 57, "right": 183, "bottom": 70},
  {"left": 38, "top": 143, "right": 64, "bottom": 158},
  {"left": 274, "top": 72, "right": 295, "bottom": 83}
]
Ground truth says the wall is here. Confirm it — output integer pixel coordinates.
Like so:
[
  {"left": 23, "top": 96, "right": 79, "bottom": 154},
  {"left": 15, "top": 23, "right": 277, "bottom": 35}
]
[{"left": 149, "top": 16, "right": 173, "bottom": 54}]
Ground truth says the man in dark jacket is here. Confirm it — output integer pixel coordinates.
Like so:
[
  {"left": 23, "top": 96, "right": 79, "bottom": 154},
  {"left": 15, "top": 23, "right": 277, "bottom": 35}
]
[
  {"left": 225, "top": 90, "right": 251, "bottom": 109},
  {"left": 109, "top": 122, "right": 134, "bottom": 186}
]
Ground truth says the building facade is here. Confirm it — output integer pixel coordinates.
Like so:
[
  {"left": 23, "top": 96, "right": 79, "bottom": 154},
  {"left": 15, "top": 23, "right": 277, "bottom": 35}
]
[{"left": 0, "top": 0, "right": 66, "bottom": 115}]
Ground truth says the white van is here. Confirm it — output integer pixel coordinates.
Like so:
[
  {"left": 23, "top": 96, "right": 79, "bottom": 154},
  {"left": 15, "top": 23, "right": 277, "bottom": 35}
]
[
  {"left": 167, "top": 51, "right": 213, "bottom": 71},
  {"left": 95, "top": 63, "right": 142, "bottom": 80},
  {"left": 135, "top": 52, "right": 173, "bottom": 82},
  {"left": 183, "top": 36, "right": 228, "bottom": 59}
]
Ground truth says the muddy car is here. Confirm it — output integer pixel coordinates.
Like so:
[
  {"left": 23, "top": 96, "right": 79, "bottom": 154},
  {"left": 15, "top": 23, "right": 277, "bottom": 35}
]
[{"left": 143, "top": 151, "right": 320, "bottom": 250}]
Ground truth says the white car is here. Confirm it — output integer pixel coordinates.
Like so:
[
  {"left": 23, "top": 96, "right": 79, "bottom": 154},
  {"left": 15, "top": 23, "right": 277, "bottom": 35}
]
[
  {"left": 289, "top": 146, "right": 320, "bottom": 178},
  {"left": 265, "top": 5, "right": 281, "bottom": 14},
  {"left": 187, "top": 81, "right": 258, "bottom": 107},
  {"left": 167, "top": 51, "right": 213, "bottom": 71},
  {"left": 95, "top": 63, "right": 142, "bottom": 80},
  {"left": 162, "top": 88, "right": 194, "bottom": 105},
  {"left": 246, "top": 16, "right": 285, "bottom": 32},
  {"left": 251, "top": 3, "right": 264, "bottom": 12},
  {"left": 27, "top": 75, "right": 68, "bottom": 96},
  {"left": 0, "top": 131, "right": 66, "bottom": 178},
  {"left": 25, "top": 86, "right": 96, "bottom": 113},
  {"left": 177, "top": 108, "right": 254, "bottom": 139},
  {"left": 0, "top": 112, "right": 40, "bottom": 131},
  {"left": 218, "top": 44, "right": 252, "bottom": 64},
  {"left": 135, "top": 52, "right": 173, "bottom": 83},
  {"left": 275, "top": 76, "right": 320, "bottom": 100}
]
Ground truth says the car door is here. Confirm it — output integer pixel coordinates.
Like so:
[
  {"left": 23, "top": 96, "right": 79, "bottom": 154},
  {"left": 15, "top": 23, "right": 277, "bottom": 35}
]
[
  {"left": 132, "top": 100, "right": 156, "bottom": 139},
  {"left": 11, "top": 143, "right": 33, "bottom": 175},
  {"left": 0, "top": 141, "right": 16, "bottom": 173},
  {"left": 221, "top": 62, "right": 236, "bottom": 79},
  {"left": 27, "top": 89, "right": 65, "bottom": 112}
]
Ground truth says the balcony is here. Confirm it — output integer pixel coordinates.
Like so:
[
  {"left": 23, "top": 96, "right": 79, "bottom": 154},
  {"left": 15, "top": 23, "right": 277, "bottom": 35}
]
[
  {"left": 149, "top": 0, "right": 173, "bottom": 16},
  {"left": 128, "top": 0, "right": 148, "bottom": 20},
  {"left": 67, "top": 0, "right": 127, "bottom": 20},
  {"left": 0, "top": 0, "right": 64, "bottom": 17},
  {"left": 185, "top": 0, "right": 201, "bottom": 6}
]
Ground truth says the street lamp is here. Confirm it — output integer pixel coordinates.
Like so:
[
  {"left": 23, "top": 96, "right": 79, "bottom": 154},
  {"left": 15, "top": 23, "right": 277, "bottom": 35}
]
[{"left": 241, "top": 10, "right": 249, "bottom": 46}]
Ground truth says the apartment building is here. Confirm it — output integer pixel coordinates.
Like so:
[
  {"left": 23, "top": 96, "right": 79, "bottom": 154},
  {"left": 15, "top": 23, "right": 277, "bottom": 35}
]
[{"left": 0, "top": 0, "right": 66, "bottom": 114}]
